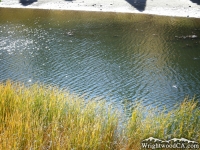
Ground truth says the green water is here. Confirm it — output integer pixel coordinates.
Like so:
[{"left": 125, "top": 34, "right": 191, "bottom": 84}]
[{"left": 0, "top": 8, "right": 200, "bottom": 112}]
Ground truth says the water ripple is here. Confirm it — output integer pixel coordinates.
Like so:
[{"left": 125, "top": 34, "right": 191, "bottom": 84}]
[{"left": 0, "top": 9, "right": 200, "bottom": 113}]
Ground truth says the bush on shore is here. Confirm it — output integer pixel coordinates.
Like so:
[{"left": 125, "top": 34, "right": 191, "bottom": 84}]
[{"left": 0, "top": 80, "right": 199, "bottom": 150}]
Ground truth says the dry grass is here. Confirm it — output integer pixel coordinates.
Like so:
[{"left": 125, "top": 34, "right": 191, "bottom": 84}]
[
  {"left": 0, "top": 80, "right": 199, "bottom": 150},
  {"left": 125, "top": 99, "right": 200, "bottom": 149},
  {"left": 0, "top": 80, "right": 118, "bottom": 150}
]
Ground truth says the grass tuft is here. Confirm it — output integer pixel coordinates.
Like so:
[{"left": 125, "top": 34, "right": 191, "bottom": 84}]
[
  {"left": 0, "top": 80, "right": 199, "bottom": 150},
  {"left": 125, "top": 100, "right": 200, "bottom": 149}
]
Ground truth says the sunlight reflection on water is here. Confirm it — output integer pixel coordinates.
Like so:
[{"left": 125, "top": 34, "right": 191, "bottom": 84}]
[{"left": 0, "top": 8, "right": 200, "bottom": 114}]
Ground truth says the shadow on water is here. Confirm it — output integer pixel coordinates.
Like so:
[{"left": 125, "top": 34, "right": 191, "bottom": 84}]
[
  {"left": 20, "top": 0, "right": 37, "bottom": 6},
  {"left": 125, "top": 0, "right": 146, "bottom": 11},
  {"left": 190, "top": 0, "right": 200, "bottom": 5}
]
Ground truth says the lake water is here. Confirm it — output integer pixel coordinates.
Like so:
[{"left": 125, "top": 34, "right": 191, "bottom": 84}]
[{"left": 0, "top": 8, "right": 200, "bottom": 113}]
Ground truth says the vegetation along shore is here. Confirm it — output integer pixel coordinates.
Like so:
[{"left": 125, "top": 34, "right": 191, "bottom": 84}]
[{"left": 0, "top": 80, "right": 199, "bottom": 149}]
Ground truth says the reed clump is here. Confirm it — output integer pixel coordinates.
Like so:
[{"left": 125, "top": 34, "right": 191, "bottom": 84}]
[
  {"left": 0, "top": 80, "right": 118, "bottom": 150},
  {"left": 0, "top": 80, "right": 199, "bottom": 150},
  {"left": 125, "top": 100, "right": 200, "bottom": 149}
]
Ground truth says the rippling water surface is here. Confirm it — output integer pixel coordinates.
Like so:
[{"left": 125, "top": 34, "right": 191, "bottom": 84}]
[{"left": 0, "top": 8, "right": 200, "bottom": 113}]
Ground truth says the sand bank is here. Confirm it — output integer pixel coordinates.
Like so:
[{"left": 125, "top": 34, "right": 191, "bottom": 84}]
[{"left": 0, "top": 0, "right": 200, "bottom": 18}]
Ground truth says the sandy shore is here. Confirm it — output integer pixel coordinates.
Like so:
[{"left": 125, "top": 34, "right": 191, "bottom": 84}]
[{"left": 0, "top": 0, "right": 200, "bottom": 18}]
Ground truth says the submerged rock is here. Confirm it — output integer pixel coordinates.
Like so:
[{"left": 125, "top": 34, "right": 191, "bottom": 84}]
[
  {"left": 190, "top": 35, "right": 198, "bottom": 38},
  {"left": 175, "top": 35, "right": 198, "bottom": 39}
]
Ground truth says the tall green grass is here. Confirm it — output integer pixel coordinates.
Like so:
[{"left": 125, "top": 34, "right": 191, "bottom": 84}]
[{"left": 0, "top": 80, "right": 199, "bottom": 150}]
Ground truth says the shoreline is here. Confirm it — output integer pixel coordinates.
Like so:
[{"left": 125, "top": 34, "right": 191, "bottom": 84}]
[{"left": 0, "top": 0, "right": 200, "bottom": 18}]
